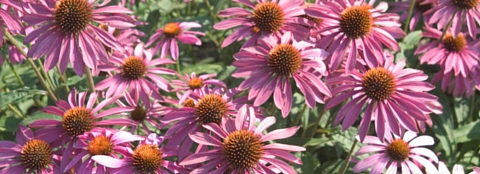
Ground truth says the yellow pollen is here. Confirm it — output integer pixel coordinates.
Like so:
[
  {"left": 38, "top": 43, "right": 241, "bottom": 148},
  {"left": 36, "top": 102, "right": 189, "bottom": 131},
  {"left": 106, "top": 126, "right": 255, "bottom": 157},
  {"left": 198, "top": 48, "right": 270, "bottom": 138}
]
[
  {"left": 452, "top": 0, "right": 478, "bottom": 9},
  {"left": 442, "top": 33, "right": 467, "bottom": 52},
  {"left": 222, "top": 130, "right": 263, "bottom": 169},
  {"left": 133, "top": 144, "right": 162, "bottom": 173},
  {"left": 183, "top": 98, "right": 196, "bottom": 107},
  {"left": 163, "top": 22, "right": 181, "bottom": 37},
  {"left": 386, "top": 139, "right": 410, "bottom": 162},
  {"left": 188, "top": 77, "right": 204, "bottom": 89},
  {"left": 339, "top": 5, "right": 373, "bottom": 39},
  {"left": 62, "top": 107, "right": 94, "bottom": 137},
  {"left": 268, "top": 44, "right": 302, "bottom": 76},
  {"left": 88, "top": 135, "right": 113, "bottom": 155},
  {"left": 195, "top": 94, "right": 229, "bottom": 125},
  {"left": 121, "top": 56, "right": 147, "bottom": 80},
  {"left": 130, "top": 106, "right": 147, "bottom": 122},
  {"left": 21, "top": 139, "right": 52, "bottom": 171},
  {"left": 53, "top": 0, "right": 93, "bottom": 34},
  {"left": 361, "top": 67, "right": 396, "bottom": 101},
  {"left": 252, "top": 2, "right": 285, "bottom": 33}
]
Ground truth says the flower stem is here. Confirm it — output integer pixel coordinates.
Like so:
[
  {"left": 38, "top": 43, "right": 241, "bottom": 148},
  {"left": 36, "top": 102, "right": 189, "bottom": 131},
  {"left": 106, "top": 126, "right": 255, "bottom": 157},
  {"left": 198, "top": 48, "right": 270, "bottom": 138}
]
[
  {"left": 84, "top": 67, "right": 95, "bottom": 93},
  {"left": 339, "top": 139, "right": 358, "bottom": 174},
  {"left": 403, "top": 0, "right": 416, "bottom": 33},
  {"left": 5, "top": 57, "right": 25, "bottom": 86},
  {"left": 176, "top": 58, "right": 181, "bottom": 72},
  {"left": 57, "top": 66, "right": 70, "bottom": 93},
  {"left": 292, "top": 104, "right": 308, "bottom": 126},
  {"left": 307, "top": 109, "right": 326, "bottom": 138},
  {"left": 36, "top": 59, "right": 56, "bottom": 92},
  {"left": 3, "top": 29, "right": 58, "bottom": 102},
  {"left": 469, "top": 91, "right": 476, "bottom": 122},
  {"left": 8, "top": 104, "right": 24, "bottom": 118}
]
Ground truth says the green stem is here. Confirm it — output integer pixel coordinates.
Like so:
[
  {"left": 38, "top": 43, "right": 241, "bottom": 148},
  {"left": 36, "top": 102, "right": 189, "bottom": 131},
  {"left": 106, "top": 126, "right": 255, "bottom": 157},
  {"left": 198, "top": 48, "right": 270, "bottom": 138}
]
[
  {"left": 36, "top": 59, "right": 56, "bottom": 92},
  {"left": 403, "top": 0, "right": 416, "bottom": 33},
  {"left": 3, "top": 29, "right": 58, "bottom": 102},
  {"left": 5, "top": 57, "right": 25, "bottom": 86},
  {"left": 57, "top": 66, "right": 70, "bottom": 93},
  {"left": 204, "top": 0, "right": 218, "bottom": 23},
  {"left": 339, "top": 139, "right": 358, "bottom": 174},
  {"left": 8, "top": 104, "right": 24, "bottom": 118},
  {"left": 307, "top": 109, "right": 326, "bottom": 138},
  {"left": 469, "top": 91, "right": 476, "bottom": 122},
  {"left": 84, "top": 67, "right": 96, "bottom": 93},
  {"left": 440, "top": 9, "right": 458, "bottom": 40},
  {"left": 292, "top": 104, "right": 307, "bottom": 126},
  {"left": 176, "top": 58, "right": 181, "bottom": 72}
]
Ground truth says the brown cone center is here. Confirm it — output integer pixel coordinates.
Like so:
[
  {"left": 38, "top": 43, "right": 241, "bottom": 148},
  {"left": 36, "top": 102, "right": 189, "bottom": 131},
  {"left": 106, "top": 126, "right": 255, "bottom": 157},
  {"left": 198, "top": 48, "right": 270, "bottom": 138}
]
[
  {"left": 53, "top": 0, "right": 93, "bottom": 34},
  {"left": 222, "top": 130, "right": 263, "bottom": 169},
  {"left": 340, "top": 5, "right": 373, "bottom": 39},
  {"left": 62, "top": 106, "right": 94, "bottom": 137},
  {"left": 252, "top": 2, "right": 285, "bottom": 33},
  {"left": 361, "top": 67, "right": 396, "bottom": 101}
]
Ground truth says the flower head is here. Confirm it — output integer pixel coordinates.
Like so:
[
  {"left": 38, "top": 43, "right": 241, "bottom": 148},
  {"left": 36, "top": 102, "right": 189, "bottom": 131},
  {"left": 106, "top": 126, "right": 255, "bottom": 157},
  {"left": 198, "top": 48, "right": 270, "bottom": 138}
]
[
  {"left": 92, "top": 133, "right": 186, "bottom": 173},
  {"left": 146, "top": 22, "right": 204, "bottom": 60},
  {"left": 354, "top": 131, "right": 439, "bottom": 174},
  {"left": 233, "top": 32, "right": 331, "bottom": 117},
  {"left": 0, "top": 126, "right": 60, "bottom": 173},
  {"left": 64, "top": 129, "right": 143, "bottom": 173},
  {"left": 326, "top": 57, "right": 442, "bottom": 142},
  {"left": 425, "top": 0, "right": 480, "bottom": 38},
  {"left": 95, "top": 44, "right": 176, "bottom": 100},
  {"left": 180, "top": 105, "right": 305, "bottom": 173},
  {"left": 22, "top": 0, "right": 136, "bottom": 75},
  {"left": 171, "top": 72, "right": 227, "bottom": 105},
  {"left": 305, "top": 0, "right": 405, "bottom": 74},
  {"left": 214, "top": 0, "right": 310, "bottom": 48}
]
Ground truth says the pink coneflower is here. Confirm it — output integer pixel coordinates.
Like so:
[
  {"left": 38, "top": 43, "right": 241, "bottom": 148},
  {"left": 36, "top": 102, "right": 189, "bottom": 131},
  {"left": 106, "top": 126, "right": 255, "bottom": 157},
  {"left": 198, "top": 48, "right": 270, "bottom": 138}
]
[
  {"left": 432, "top": 65, "right": 480, "bottom": 97},
  {"left": 427, "top": 162, "right": 467, "bottom": 174},
  {"left": 391, "top": 0, "right": 436, "bottom": 31},
  {"left": 161, "top": 86, "right": 246, "bottom": 160},
  {"left": 116, "top": 91, "right": 172, "bottom": 135},
  {"left": 416, "top": 26, "right": 480, "bottom": 77},
  {"left": 92, "top": 133, "right": 187, "bottom": 174},
  {"left": 305, "top": 0, "right": 405, "bottom": 74},
  {"left": 232, "top": 32, "right": 331, "bottom": 117},
  {"left": 95, "top": 44, "right": 176, "bottom": 100},
  {"left": 22, "top": 0, "right": 136, "bottom": 75},
  {"left": 0, "top": 125, "right": 60, "bottom": 173},
  {"left": 99, "top": 24, "right": 145, "bottom": 52},
  {"left": 0, "top": 44, "right": 26, "bottom": 65},
  {"left": 353, "top": 131, "right": 438, "bottom": 174},
  {"left": 214, "top": 0, "right": 310, "bottom": 48},
  {"left": 63, "top": 129, "right": 143, "bottom": 173},
  {"left": 0, "top": 0, "right": 23, "bottom": 35},
  {"left": 180, "top": 105, "right": 305, "bottom": 173},
  {"left": 28, "top": 88, "right": 138, "bottom": 171},
  {"left": 326, "top": 57, "right": 442, "bottom": 142},
  {"left": 425, "top": 0, "right": 480, "bottom": 38},
  {"left": 146, "top": 22, "right": 204, "bottom": 60},
  {"left": 171, "top": 72, "right": 226, "bottom": 105}
]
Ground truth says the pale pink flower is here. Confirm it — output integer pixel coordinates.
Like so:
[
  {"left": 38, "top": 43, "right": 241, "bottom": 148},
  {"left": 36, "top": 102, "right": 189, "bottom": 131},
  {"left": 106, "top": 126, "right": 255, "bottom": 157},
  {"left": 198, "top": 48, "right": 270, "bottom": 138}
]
[
  {"left": 233, "top": 32, "right": 331, "bottom": 117},
  {"left": 326, "top": 57, "right": 442, "bottom": 142},
  {"left": 92, "top": 133, "right": 187, "bottom": 174},
  {"left": 146, "top": 22, "right": 204, "bottom": 60},
  {"left": 425, "top": 0, "right": 480, "bottom": 38},
  {"left": 95, "top": 44, "right": 176, "bottom": 100},
  {"left": 171, "top": 72, "right": 226, "bottom": 105},
  {"left": 214, "top": 0, "right": 310, "bottom": 48},
  {"left": 305, "top": 0, "right": 405, "bottom": 74},
  {"left": 22, "top": 0, "right": 136, "bottom": 75},
  {"left": 180, "top": 105, "right": 305, "bottom": 173},
  {"left": 353, "top": 131, "right": 439, "bottom": 174}
]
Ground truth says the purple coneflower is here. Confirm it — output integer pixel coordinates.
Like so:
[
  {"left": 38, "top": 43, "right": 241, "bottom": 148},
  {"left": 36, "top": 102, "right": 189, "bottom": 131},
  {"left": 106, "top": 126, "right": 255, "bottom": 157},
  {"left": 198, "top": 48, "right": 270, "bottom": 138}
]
[
  {"left": 232, "top": 31, "right": 331, "bottom": 117},
  {"left": 353, "top": 131, "right": 439, "bottom": 174},
  {"left": 146, "top": 22, "right": 204, "bottom": 60},
  {"left": 63, "top": 129, "right": 143, "bottom": 173},
  {"left": 92, "top": 133, "right": 186, "bottom": 174},
  {"left": 305, "top": 0, "right": 405, "bottom": 74},
  {"left": 161, "top": 86, "right": 246, "bottom": 160},
  {"left": 391, "top": 0, "right": 436, "bottom": 31},
  {"left": 0, "top": 126, "right": 60, "bottom": 173},
  {"left": 180, "top": 105, "right": 305, "bottom": 173},
  {"left": 425, "top": 0, "right": 480, "bottom": 38},
  {"left": 22, "top": 0, "right": 136, "bottom": 75},
  {"left": 171, "top": 72, "right": 226, "bottom": 105},
  {"left": 0, "top": 0, "right": 23, "bottom": 35},
  {"left": 28, "top": 88, "right": 138, "bottom": 171},
  {"left": 214, "top": 0, "right": 310, "bottom": 48},
  {"left": 116, "top": 91, "right": 171, "bottom": 135},
  {"left": 326, "top": 57, "right": 442, "bottom": 142},
  {"left": 95, "top": 44, "right": 176, "bottom": 100},
  {"left": 99, "top": 24, "right": 145, "bottom": 52}
]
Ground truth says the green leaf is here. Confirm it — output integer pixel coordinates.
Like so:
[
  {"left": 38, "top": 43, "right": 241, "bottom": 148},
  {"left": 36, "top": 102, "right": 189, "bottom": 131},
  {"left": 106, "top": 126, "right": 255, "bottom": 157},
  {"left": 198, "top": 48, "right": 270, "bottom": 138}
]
[
  {"left": 0, "top": 88, "right": 45, "bottom": 109},
  {"left": 431, "top": 89, "right": 457, "bottom": 161},
  {"left": 403, "top": 30, "right": 422, "bottom": 48},
  {"left": 304, "top": 137, "right": 333, "bottom": 147},
  {"left": 454, "top": 97, "right": 471, "bottom": 125},
  {"left": 332, "top": 127, "right": 361, "bottom": 153},
  {"left": 0, "top": 115, "right": 22, "bottom": 132},
  {"left": 295, "top": 151, "right": 320, "bottom": 174},
  {"left": 213, "top": 0, "right": 230, "bottom": 14},
  {"left": 453, "top": 120, "right": 480, "bottom": 143}
]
